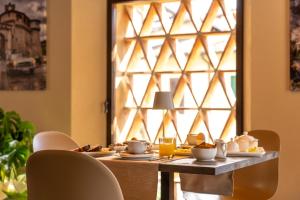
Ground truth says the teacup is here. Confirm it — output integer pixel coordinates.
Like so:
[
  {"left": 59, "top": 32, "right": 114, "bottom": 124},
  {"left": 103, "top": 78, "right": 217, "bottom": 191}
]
[{"left": 127, "top": 140, "right": 147, "bottom": 154}]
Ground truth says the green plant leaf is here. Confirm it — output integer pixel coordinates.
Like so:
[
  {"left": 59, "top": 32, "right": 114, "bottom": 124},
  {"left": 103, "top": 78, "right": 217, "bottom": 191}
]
[{"left": 0, "top": 108, "right": 35, "bottom": 186}]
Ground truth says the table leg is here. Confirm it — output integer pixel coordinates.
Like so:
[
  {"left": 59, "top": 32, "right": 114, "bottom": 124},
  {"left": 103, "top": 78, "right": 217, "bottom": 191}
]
[{"left": 161, "top": 172, "right": 175, "bottom": 200}]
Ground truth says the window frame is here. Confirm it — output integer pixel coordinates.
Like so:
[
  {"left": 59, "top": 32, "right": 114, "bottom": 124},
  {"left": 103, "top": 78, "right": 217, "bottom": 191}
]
[{"left": 106, "top": 0, "right": 244, "bottom": 145}]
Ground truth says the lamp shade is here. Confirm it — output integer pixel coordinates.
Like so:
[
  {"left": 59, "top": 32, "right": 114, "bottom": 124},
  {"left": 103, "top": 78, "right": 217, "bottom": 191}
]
[{"left": 153, "top": 91, "right": 174, "bottom": 110}]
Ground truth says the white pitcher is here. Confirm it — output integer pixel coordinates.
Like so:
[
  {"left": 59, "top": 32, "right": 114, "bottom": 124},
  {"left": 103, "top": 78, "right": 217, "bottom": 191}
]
[{"left": 215, "top": 139, "right": 227, "bottom": 159}]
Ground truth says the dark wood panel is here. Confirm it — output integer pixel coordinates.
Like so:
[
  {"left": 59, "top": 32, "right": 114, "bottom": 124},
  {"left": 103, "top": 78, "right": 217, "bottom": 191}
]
[
  {"left": 161, "top": 172, "right": 174, "bottom": 200},
  {"left": 107, "top": 0, "right": 114, "bottom": 145},
  {"left": 236, "top": 0, "right": 244, "bottom": 135}
]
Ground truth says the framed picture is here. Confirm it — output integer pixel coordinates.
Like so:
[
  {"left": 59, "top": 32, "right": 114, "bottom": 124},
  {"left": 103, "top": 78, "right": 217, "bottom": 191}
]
[
  {"left": 290, "top": 0, "right": 300, "bottom": 90},
  {"left": 0, "top": 0, "right": 46, "bottom": 90}
]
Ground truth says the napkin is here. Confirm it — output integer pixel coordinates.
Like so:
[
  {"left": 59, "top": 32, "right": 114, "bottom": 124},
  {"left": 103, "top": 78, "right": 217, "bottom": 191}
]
[
  {"left": 100, "top": 159, "right": 159, "bottom": 200},
  {"left": 180, "top": 172, "right": 234, "bottom": 196}
]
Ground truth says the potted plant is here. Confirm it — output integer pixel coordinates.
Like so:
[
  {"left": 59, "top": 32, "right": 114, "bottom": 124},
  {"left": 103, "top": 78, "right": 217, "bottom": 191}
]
[{"left": 0, "top": 108, "right": 35, "bottom": 199}]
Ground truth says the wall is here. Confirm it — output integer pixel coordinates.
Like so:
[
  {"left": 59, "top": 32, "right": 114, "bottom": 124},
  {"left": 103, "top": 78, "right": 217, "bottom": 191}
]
[
  {"left": 71, "top": 0, "right": 107, "bottom": 145},
  {"left": 0, "top": 0, "right": 72, "bottom": 134},
  {"left": 0, "top": 0, "right": 107, "bottom": 145},
  {"left": 245, "top": 0, "right": 299, "bottom": 199}
]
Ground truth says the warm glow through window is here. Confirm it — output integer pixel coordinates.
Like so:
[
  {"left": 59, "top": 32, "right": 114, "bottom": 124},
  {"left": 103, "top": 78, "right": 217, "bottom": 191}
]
[{"left": 112, "top": 0, "right": 238, "bottom": 144}]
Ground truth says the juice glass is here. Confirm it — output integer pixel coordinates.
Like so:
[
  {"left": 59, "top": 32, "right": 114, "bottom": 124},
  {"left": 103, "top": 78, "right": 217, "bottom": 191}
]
[{"left": 159, "top": 137, "right": 176, "bottom": 158}]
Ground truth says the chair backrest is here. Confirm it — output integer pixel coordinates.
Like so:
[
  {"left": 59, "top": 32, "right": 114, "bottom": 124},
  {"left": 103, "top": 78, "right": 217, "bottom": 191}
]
[
  {"left": 232, "top": 130, "right": 280, "bottom": 200},
  {"left": 26, "top": 150, "right": 124, "bottom": 200},
  {"left": 33, "top": 131, "right": 79, "bottom": 152}
]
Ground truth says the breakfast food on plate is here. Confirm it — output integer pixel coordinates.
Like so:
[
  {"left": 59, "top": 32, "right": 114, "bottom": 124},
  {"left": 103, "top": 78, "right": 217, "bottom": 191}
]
[
  {"left": 88, "top": 145, "right": 102, "bottom": 152},
  {"left": 192, "top": 142, "right": 217, "bottom": 160},
  {"left": 73, "top": 144, "right": 91, "bottom": 152},
  {"left": 174, "top": 148, "right": 191, "bottom": 155},
  {"left": 113, "top": 143, "right": 125, "bottom": 146},
  {"left": 247, "top": 146, "right": 265, "bottom": 153},
  {"left": 73, "top": 145, "right": 103, "bottom": 152},
  {"left": 101, "top": 148, "right": 111, "bottom": 152},
  {"left": 109, "top": 143, "right": 126, "bottom": 147},
  {"left": 109, "top": 143, "right": 127, "bottom": 152},
  {"left": 195, "top": 142, "right": 216, "bottom": 149},
  {"left": 180, "top": 144, "right": 193, "bottom": 149}
]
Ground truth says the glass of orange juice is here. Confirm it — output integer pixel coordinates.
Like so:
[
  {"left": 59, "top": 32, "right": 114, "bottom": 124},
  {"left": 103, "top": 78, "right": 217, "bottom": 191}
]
[{"left": 159, "top": 137, "right": 176, "bottom": 158}]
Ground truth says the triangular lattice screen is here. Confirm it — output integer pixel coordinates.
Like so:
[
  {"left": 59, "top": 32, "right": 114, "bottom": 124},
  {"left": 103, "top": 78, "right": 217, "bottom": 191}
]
[{"left": 112, "top": 0, "right": 237, "bottom": 144}]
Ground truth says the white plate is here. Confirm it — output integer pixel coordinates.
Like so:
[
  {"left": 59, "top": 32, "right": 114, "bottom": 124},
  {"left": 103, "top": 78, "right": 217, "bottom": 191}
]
[
  {"left": 119, "top": 152, "right": 154, "bottom": 159},
  {"left": 83, "top": 151, "right": 116, "bottom": 158},
  {"left": 227, "top": 151, "right": 266, "bottom": 157}
]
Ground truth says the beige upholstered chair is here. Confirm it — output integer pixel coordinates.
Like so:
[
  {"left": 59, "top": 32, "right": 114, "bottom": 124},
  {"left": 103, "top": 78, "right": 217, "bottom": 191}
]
[
  {"left": 33, "top": 131, "right": 79, "bottom": 152},
  {"left": 26, "top": 150, "right": 124, "bottom": 200},
  {"left": 222, "top": 130, "right": 280, "bottom": 200}
]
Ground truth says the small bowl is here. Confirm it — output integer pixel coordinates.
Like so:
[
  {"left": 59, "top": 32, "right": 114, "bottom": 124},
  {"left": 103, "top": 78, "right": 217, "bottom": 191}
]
[{"left": 191, "top": 147, "right": 217, "bottom": 161}]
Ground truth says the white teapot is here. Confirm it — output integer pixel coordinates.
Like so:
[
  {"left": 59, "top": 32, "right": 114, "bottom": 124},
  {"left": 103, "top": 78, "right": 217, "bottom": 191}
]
[
  {"left": 227, "top": 138, "right": 239, "bottom": 152},
  {"left": 235, "top": 131, "right": 258, "bottom": 152}
]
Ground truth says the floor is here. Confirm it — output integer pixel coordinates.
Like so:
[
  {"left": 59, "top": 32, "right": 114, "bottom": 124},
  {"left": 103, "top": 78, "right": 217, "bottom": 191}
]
[{"left": 157, "top": 173, "right": 221, "bottom": 200}]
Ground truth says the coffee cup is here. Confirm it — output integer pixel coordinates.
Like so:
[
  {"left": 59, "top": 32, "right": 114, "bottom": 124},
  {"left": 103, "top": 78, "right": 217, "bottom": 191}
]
[{"left": 127, "top": 140, "right": 147, "bottom": 154}]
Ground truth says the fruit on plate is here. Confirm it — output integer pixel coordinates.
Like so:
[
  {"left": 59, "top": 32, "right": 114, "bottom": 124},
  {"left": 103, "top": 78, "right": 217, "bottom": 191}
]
[{"left": 247, "top": 146, "right": 265, "bottom": 153}]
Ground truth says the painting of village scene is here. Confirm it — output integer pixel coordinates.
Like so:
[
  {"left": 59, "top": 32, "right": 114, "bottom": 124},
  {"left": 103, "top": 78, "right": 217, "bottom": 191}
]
[
  {"left": 0, "top": 0, "right": 46, "bottom": 90},
  {"left": 290, "top": 0, "right": 300, "bottom": 90}
]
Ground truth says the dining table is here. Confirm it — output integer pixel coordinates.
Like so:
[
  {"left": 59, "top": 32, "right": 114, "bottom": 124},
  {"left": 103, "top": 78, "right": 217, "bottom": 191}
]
[{"left": 97, "top": 151, "right": 279, "bottom": 200}]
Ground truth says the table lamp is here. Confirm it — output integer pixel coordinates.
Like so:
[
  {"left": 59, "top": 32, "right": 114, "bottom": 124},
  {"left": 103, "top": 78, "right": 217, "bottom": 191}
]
[{"left": 153, "top": 91, "right": 174, "bottom": 137}]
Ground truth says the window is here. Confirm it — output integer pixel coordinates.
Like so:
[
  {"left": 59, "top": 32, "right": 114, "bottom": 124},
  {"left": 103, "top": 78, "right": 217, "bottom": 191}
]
[{"left": 108, "top": 0, "right": 243, "bottom": 144}]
